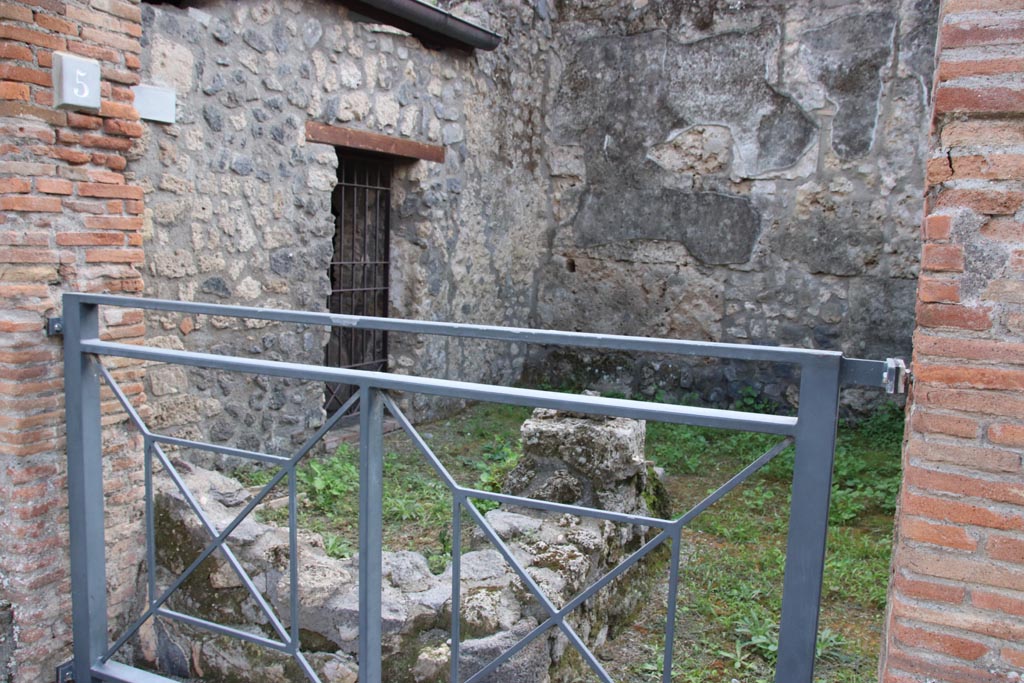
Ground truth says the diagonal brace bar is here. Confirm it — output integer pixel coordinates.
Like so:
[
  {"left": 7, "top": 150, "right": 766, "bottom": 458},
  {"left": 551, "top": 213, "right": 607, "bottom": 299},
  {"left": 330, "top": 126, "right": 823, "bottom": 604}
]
[
  {"left": 676, "top": 437, "right": 793, "bottom": 526},
  {"left": 102, "top": 392, "right": 359, "bottom": 663}
]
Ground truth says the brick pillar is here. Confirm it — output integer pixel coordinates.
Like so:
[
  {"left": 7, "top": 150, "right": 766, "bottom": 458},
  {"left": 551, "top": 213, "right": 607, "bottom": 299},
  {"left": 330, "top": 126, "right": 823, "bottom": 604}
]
[
  {"left": 880, "top": 1, "right": 1024, "bottom": 681},
  {"left": 0, "top": 1, "right": 148, "bottom": 680}
]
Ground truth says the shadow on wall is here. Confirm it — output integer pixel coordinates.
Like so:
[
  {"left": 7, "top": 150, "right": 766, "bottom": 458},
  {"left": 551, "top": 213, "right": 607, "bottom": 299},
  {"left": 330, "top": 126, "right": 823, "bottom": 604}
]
[{"left": 1, "top": 599, "right": 12, "bottom": 682}]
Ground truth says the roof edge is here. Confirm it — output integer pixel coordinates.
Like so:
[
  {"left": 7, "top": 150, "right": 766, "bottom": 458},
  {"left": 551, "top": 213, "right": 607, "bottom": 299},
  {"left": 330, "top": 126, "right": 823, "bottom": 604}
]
[{"left": 341, "top": 0, "right": 503, "bottom": 51}]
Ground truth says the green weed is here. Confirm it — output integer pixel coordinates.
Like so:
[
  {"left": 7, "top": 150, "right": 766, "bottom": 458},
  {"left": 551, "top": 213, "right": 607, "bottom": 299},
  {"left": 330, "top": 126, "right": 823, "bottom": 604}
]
[
  {"left": 732, "top": 385, "right": 783, "bottom": 415},
  {"left": 233, "top": 464, "right": 275, "bottom": 487},
  {"left": 234, "top": 391, "right": 902, "bottom": 681},
  {"left": 641, "top": 393, "right": 904, "bottom": 678},
  {"left": 297, "top": 449, "right": 359, "bottom": 513},
  {"left": 474, "top": 439, "right": 521, "bottom": 492},
  {"left": 322, "top": 532, "right": 353, "bottom": 559}
]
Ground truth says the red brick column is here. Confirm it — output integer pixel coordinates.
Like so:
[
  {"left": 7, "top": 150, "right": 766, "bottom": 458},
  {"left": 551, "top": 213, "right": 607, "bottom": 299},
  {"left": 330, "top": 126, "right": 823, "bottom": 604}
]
[
  {"left": 881, "top": 1, "right": 1024, "bottom": 681},
  {"left": 0, "top": 1, "right": 148, "bottom": 680}
]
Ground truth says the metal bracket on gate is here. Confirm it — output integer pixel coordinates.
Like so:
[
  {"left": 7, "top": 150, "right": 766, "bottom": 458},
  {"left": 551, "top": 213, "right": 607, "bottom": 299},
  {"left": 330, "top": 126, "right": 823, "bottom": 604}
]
[
  {"left": 46, "top": 317, "right": 64, "bottom": 337},
  {"left": 883, "top": 357, "right": 910, "bottom": 394},
  {"left": 55, "top": 660, "right": 73, "bottom": 682},
  {"left": 839, "top": 356, "right": 910, "bottom": 394}
]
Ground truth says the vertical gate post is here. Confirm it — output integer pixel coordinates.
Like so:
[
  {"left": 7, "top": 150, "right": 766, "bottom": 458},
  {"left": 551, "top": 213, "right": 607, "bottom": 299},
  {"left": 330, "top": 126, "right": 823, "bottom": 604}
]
[
  {"left": 358, "top": 385, "right": 384, "bottom": 682},
  {"left": 64, "top": 295, "right": 108, "bottom": 683},
  {"left": 774, "top": 354, "right": 842, "bottom": 683}
]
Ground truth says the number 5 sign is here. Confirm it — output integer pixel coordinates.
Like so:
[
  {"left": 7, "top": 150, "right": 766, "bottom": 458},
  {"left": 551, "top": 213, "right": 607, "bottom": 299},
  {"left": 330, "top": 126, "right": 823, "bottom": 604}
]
[{"left": 53, "top": 52, "right": 101, "bottom": 112}]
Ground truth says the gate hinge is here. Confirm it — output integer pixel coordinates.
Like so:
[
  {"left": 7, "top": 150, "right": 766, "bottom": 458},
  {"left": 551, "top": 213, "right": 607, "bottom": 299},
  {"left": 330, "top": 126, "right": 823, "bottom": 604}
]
[
  {"left": 883, "top": 358, "right": 910, "bottom": 394},
  {"left": 55, "top": 660, "right": 73, "bottom": 682},
  {"left": 46, "top": 317, "right": 64, "bottom": 337}
]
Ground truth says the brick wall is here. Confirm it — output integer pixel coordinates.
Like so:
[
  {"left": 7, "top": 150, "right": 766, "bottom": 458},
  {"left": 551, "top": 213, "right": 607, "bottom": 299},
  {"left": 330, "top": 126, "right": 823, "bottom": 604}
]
[
  {"left": 0, "top": 0, "right": 147, "bottom": 680},
  {"left": 880, "top": 1, "right": 1024, "bottom": 681}
]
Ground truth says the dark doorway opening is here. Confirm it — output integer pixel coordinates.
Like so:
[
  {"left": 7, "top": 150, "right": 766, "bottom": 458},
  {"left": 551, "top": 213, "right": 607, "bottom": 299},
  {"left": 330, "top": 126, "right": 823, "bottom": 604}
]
[{"left": 325, "top": 154, "right": 392, "bottom": 413}]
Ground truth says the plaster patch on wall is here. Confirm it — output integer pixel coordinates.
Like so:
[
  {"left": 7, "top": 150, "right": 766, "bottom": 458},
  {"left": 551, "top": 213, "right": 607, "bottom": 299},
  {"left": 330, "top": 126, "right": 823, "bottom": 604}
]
[
  {"left": 800, "top": 11, "right": 898, "bottom": 160},
  {"left": 573, "top": 189, "right": 761, "bottom": 265},
  {"left": 148, "top": 35, "right": 195, "bottom": 92},
  {"left": 647, "top": 125, "right": 733, "bottom": 176}
]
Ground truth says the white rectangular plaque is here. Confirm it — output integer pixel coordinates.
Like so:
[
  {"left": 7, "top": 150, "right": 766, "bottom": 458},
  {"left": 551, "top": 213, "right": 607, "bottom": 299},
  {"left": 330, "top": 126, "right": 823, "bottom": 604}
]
[
  {"left": 53, "top": 52, "right": 101, "bottom": 112},
  {"left": 131, "top": 84, "right": 177, "bottom": 124}
]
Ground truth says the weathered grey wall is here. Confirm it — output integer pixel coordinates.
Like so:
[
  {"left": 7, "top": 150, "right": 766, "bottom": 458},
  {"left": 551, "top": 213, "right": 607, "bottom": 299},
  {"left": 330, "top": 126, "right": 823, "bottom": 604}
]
[
  {"left": 530, "top": 0, "right": 936, "bottom": 406},
  {"left": 134, "top": 0, "right": 553, "bottom": 454}
]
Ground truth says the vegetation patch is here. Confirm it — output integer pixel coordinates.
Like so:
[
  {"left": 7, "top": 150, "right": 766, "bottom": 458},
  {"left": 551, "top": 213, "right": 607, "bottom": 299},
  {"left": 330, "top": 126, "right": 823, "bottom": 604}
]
[
  {"left": 606, "top": 399, "right": 903, "bottom": 682},
  {"left": 237, "top": 396, "right": 903, "bottom": 681},
  {"left": 235, "top": 402, "right": 531, "bottom": 573}
]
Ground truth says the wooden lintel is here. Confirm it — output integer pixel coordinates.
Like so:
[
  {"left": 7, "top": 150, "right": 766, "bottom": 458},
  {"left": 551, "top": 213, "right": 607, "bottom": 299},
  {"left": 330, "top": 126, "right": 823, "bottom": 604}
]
[{"left": 305, "top": 121, "right": 445, "bottom": 163}]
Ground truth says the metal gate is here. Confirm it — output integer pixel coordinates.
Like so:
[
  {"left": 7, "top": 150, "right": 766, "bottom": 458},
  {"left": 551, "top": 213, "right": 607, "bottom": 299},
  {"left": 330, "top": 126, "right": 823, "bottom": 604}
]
[
  {"left": 325, "top": 155, "right": 392, "bottom": 413},
  {"left": 61, "top": 293, "right": 907, "bottom": 683}
]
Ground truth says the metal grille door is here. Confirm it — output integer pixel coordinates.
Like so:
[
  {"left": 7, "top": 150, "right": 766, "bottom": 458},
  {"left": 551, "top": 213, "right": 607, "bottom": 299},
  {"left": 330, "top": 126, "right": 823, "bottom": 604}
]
[{"left": 325, "top": 156, "right": 391, "bottom": 412}]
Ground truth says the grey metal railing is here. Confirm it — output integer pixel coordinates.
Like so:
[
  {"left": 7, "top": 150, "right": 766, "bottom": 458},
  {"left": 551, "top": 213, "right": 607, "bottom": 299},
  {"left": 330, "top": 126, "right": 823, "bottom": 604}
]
[{"left": 62, "top": 293, "right": 905, "bottom": 683}]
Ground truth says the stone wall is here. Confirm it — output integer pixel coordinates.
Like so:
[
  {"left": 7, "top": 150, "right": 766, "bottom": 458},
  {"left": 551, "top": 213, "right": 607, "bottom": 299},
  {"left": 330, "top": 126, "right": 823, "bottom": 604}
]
[
  {"left": 530, "top": 0, "right": 937, "bottom": 406},
  {"left": 137, "top": 0, "right": 940, "bottom": 456},
  {"left": 880, "top": 1, "right": 1024, "bottom": 681},
  {"left": 0, "top": 0, "right": 149, "bottom": 680},
  {"left": 134, "top": 0, "right": 554, "bottom": 454}
]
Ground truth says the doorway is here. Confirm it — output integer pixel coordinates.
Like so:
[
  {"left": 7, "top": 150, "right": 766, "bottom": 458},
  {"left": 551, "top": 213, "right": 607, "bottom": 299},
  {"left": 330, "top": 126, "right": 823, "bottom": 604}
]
[{"left": 325, "top": 154, "right": 392, "bottom": 413}]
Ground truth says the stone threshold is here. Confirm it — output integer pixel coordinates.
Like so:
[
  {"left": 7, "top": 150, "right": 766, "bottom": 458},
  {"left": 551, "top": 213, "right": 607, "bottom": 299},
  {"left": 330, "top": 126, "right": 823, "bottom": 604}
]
[{"left": 322, "top": 417, "right": 402, "bottom": 453}]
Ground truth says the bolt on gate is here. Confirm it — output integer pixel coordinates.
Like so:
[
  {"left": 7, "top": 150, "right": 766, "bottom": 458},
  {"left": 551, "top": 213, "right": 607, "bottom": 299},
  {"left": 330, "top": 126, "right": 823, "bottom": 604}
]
[{"left": 62, "top": 293, "right": 907, "bottom": 683}]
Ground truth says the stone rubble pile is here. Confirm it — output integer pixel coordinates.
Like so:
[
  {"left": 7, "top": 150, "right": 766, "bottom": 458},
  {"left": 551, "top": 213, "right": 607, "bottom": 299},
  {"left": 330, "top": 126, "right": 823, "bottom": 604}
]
[{"left": 138, "top": 405, "right": 666, "bottom": 682}]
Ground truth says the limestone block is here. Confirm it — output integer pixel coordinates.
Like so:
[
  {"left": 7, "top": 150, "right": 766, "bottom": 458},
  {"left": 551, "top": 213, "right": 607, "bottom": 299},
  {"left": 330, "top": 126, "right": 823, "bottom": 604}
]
[
  {"left": 376, "top": 93, "right": 400, "bottom": 129},
  {"left": 235, "top": 277, "right": 262, "bottom": 300},
  {"left": 458, "top": 621, "right": 552, "bottom": 683},
  {"left": 150, "top": 36, "right": 195, "bottom": 92},
  {"left": 319, "top": 654, "right": 358, "bottom": 683},
  {"left": 151, "top": 250, "right": 198, "bottom": 279},
  {"left": 647, "top": 125, "right": 733, "bottom": 175},
  {"left": 307, "top": 166, "right": 336, "bottom": 192},
  {"left": 442, "top": 123, "right": 464, "bottom": 144},
  {"left": 520, "top": 409, "right": 645, "bottom": 484},
  {"left": 547, "top": 144, "right": 585, "bottom": 178},
  {"left": 461, "top": 587, "right": 522, "bottom": 636},
  {"left": 148, "top": 365, "right": 188, "bottom": 397},
  {"left": 337, "top": 91, "right": 370, "bottom": 121},
  {"left": 151, "top": 199, "right": 191, "bottom": 226},
  {"left": 412, "top": 644, "right": 449, "bottom": 683},
  {"left": 398, "top": 105, "right": 420, "bottom": 137},
  {"left": 338, "top": 58, "right": 362, "bottom": 89}
]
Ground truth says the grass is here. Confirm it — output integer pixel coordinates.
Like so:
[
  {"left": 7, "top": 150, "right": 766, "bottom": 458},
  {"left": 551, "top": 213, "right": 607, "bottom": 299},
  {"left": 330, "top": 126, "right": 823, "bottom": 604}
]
[
  {"left": 618, "top": 399, "right": 904, "bottom": 682},
  {"left": 235, "top": 402, "right": 531, "bottom": 572},
  {"left": 235, "top": 393, "right": 904, "bottom": 681}
]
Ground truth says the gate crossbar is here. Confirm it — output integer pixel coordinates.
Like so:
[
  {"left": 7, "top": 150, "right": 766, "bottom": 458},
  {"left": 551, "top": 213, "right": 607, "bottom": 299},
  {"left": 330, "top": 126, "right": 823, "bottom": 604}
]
[
  {"left": 64, "top": 293, "right": 896, "bottom": 683},
  {"left": 67, "top": 293, "right": 894, "bottom": 372},
  {"left": 83, "top": 338, "right": 797, "bottom": 435}
]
